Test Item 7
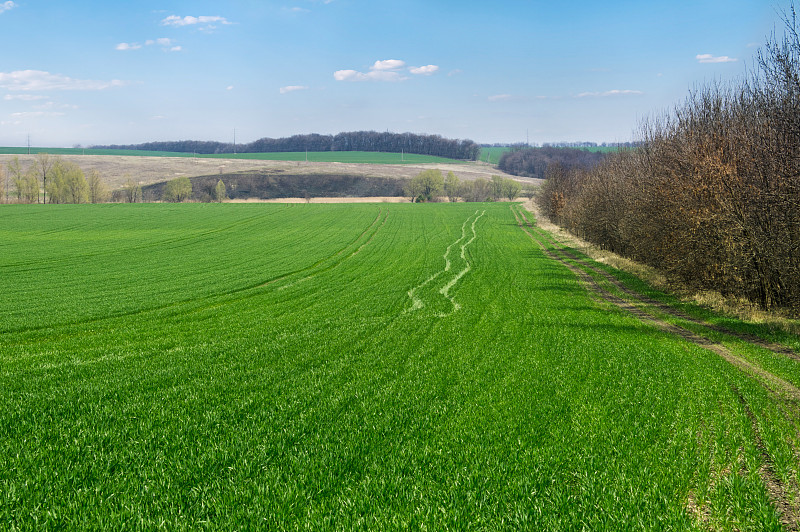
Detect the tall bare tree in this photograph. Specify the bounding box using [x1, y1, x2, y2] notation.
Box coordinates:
[87, 170, 110, 203]
[35, 152, 53, 204]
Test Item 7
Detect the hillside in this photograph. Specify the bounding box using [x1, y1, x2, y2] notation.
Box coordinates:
[141, 172, 408, 202]
[0, 154, 535, 193]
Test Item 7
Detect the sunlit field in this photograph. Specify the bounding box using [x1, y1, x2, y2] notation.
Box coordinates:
[1, 203, 797, 529]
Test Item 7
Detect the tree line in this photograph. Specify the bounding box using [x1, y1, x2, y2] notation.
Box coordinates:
[537, 10, 800, 312]
[405, 169, 529, 203]
[1, 154, 110, 204]
[497, 146, 607, 179]
[95, 131, 482, 161]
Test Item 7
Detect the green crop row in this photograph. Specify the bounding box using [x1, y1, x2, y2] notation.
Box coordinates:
[1, 202, 797, 529]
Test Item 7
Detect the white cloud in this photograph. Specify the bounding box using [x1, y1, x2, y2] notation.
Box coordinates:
[122, 38, 180, 52]
[4, 94, 47, 101]
[11, 111, 66, 118]
[576, 89, 643, 98]
[290, 7, 310, 13]
[410, 65, 439, 75]
[448, 69, 463, 77]
[0, 1, 16, 15]
[488, 94, 512, 101]
[146, 38, 173, 46]
[162, 15, 232, 27]
[334, 69, 405, 82]
[696, 53, 738, 64]
[226, 85, 235, 90]
[335, 59, 438, 82]
[333, 69, 362, 81]
[280, 85, 309, 94]
[0, 70, 128, 91]
[116, 42, 142, 51]
[372, 59, 406, 71]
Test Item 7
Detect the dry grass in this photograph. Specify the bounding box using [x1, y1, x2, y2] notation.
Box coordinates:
[0, 154, 538, 191]
[522, 198, 800, 335]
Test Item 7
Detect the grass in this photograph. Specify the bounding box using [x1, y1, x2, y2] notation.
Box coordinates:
[0, 148, 462, 165]
[479, 146, 621, 164]
[480, 146, 511, 164]
[1, 203, 798, 529]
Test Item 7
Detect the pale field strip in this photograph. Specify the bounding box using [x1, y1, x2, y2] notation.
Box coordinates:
[0, 154, 538, 190]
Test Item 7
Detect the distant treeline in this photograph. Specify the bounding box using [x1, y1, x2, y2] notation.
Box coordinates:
[480, 142, 640, 149]
[538, 13, 800, 312]
[497, 146, 607, 179]
[95, 131, 481, 161]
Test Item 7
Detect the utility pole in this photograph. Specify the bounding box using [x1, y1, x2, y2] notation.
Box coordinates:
[233, 128, 236, 154]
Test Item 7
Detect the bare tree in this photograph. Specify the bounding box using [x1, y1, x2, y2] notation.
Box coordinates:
[122, 176, 142, 203]
[87, 170, 110, 203]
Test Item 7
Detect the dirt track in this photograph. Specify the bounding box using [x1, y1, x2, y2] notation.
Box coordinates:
[0, 154, 539, 191]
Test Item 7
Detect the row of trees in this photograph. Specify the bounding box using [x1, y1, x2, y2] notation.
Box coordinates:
[538, 10, 800, 312]
[96, 131, 482, 160]
[498, 146, 606, 179]
[1, 154, 110, 204]
[405, 170, 526, 203]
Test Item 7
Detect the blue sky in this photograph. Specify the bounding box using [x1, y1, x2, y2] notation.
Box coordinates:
[0, 1, 785, 147]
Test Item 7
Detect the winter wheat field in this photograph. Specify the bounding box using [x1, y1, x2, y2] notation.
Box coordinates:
[2, 202, 800, 529]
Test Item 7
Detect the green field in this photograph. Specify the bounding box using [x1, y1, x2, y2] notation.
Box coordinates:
[0, 147, 461, 165]
[480, 146, 511, 163]
[2, 203, 799, 529]
[479, 146, 620, 164]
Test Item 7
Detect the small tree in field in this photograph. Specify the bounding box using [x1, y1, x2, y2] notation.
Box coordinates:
[34, 152, 53, 204]
[7, 157, 23, 202]
[123, 177, 142, 203]
[405, 169, 444, 202]
[214, 179, 227, 202]
[21, 169, 39, 203]
[63, 162, 89, 204]
[444, 171, 460, 202]
[163, 176, 192, 202]
[502, 178, 521, 200]
[87, 170, 110, 203]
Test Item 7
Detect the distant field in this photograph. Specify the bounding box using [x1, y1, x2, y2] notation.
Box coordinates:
[480, 146, 510, 163]
[2, 202, 799, 528]
[0, 147, 462, 165]
[480, 145, 620, 164]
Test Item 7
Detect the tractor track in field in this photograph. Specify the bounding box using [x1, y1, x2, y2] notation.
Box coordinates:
[511, 204, 800, 526]
[405, 209, 485, 316]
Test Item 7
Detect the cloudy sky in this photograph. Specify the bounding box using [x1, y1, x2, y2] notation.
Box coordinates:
[0, 0, 785, 147]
